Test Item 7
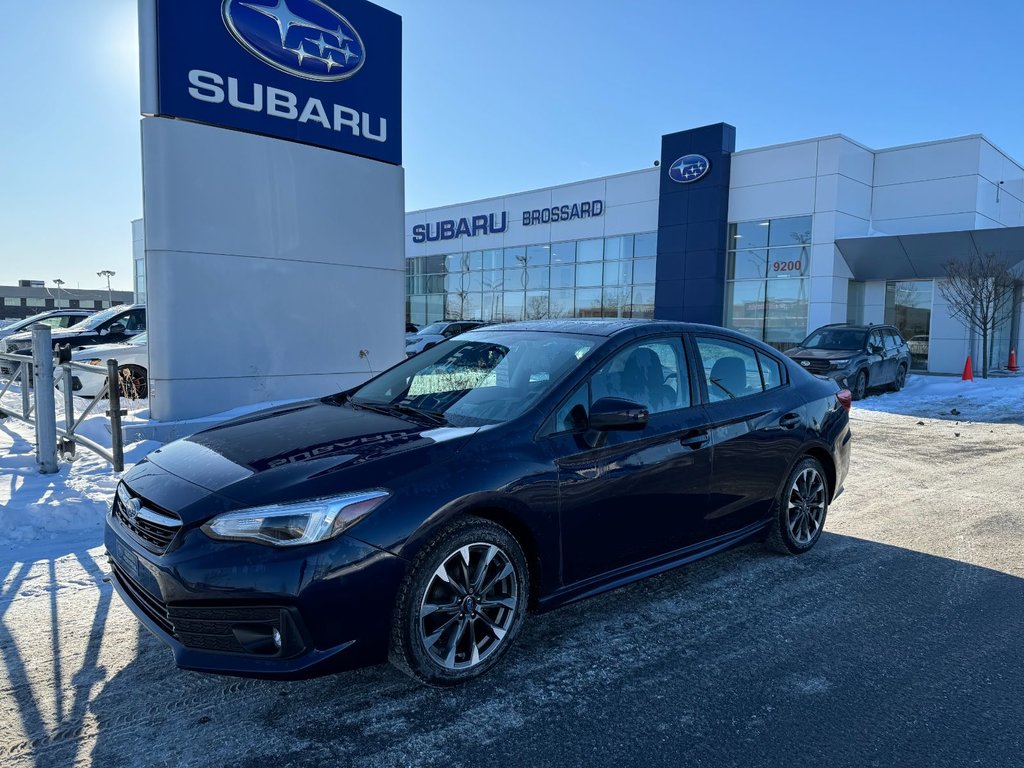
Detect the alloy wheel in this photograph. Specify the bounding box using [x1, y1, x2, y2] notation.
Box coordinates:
[419, 543, 518, 670]
[786, 467, 826, 545]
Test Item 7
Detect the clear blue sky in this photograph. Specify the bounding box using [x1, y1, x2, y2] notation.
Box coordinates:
[3, 0, 1023, 291]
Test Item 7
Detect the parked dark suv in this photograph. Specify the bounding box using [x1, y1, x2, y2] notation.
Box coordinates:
[785, 324, 911, 400]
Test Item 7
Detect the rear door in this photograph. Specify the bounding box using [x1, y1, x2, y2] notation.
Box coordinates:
[546, 335, 714, 584]
[693, 335, 805, 540]
[866, 328, 889, 385]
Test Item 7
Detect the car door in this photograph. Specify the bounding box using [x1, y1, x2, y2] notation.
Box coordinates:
[883, 330, 904, 380]
[866, 328, 889, 385]
[694, 335, 806, 540]
[543, 336, 714, 585]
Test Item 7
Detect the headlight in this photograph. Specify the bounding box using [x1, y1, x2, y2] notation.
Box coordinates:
[830, 359, 850, 367]
[86, 359, 104, 366]
[202, 490, 389, 547]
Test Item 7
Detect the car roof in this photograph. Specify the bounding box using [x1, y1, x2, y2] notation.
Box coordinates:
[817, 323, 896, 332]
[464, 318, 740, 338]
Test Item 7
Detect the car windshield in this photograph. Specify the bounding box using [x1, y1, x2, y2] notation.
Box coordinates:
[350, 331, 597, 427]
[800, 329, 867, 351]
[67, 305, 128, 331]
[8, 311, 70, 333]
[417, 323, 451, 336]
[129, 332, 147, 346]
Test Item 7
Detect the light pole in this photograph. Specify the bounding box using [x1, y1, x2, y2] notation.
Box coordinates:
[53, 279, 65, 309]
[97, 270, 115, 307]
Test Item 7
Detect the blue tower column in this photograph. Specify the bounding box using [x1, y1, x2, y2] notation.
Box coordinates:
[654, 123, 735, 325]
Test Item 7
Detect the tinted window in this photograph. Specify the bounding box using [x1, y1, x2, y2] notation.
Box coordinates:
[884, 330, 900, 350]
[696, 337, 765, 402]
[868, 330, 883, 351]
[801, 328, 866, 351]
[124, 309, 146, 332]
[758, 353, 785, 390]
[40, 317, 65, 328]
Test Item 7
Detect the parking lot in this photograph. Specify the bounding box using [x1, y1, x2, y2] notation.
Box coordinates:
[1, 405, 1023, 768]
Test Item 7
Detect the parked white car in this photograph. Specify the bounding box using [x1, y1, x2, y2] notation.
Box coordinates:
[405, 321, 485, 356]
[56, 333, 149, 399]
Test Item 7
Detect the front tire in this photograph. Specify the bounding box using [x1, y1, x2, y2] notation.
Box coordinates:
[766, 457, 829, 555]
[390, 516, 529, 686]
[851, 370, 868, 400]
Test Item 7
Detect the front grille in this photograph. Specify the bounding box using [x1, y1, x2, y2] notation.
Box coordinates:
[113, 487, 182, 554]
[797, 359, 832, 375]
[110, 559, 177, 638]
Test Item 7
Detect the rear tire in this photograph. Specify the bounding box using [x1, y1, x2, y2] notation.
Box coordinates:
[109, 365, 148, 400]
[390, 516, 529, 686]
[766, 457, 829, 555]
[888, 364, 907, 392]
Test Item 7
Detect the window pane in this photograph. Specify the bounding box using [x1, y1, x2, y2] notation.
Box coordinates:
[526, 244, 550, 265]
[632, 258, 657, 284]
[758, 352, 784, 390]
[631, 285, 655, 319]
[482, 249, 502, 270]
[577, 238, 603, 262]
[502, 291, 524, 321]
[550, 264, 575, 289]
[590, 338, 689, 414]
[409, 294, 427, 326]
[461, 293, 481, 321]
[466, 272, 483, 292]
[445, 253, 466, 273]
[729, 220, 770, 249]
[551, 382, 589, 435]
[466, 251, 482, 271]
[764, 278, 809, 350]
[481, 269, 502, 291]
[504, 268, 525, 290]
[634, 232, 657, 258]
[604, 235, 633, 261]
[725, 281, 766, 341]
[768, 216, 812, 248]
[444, 273, 463, 293]
[426, 294, 444, 323]
[549, 289, 574, 317]
[480, 293, 502, 322]
[551, 241, 576, 264]
[603, 259, 632, 286]
[728, 249, 768, 280]
[767, 246, 809, 277]
[885, 280, 932, 370]
[425, 254, 445, 274]
[504, 247, 526, 268]
[576, 262, 603, 287]
[602, 288, 632, 318]
[576, 288, 602, 317]
[695, 337, 765, 402]
[526, 266, 549, 290]
[524, 291, 550, 319]
[426, 274, 445, 294]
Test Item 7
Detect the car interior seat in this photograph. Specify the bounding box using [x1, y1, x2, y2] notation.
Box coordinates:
[708, 356, 748, 401]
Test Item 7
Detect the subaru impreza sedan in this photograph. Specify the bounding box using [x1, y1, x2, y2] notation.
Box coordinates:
[106, 320, 851, 686]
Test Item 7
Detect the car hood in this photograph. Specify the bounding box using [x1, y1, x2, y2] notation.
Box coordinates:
[70, 341, 135, 360]
[137, 398, 479, 519]
[786, 348, 860, 361]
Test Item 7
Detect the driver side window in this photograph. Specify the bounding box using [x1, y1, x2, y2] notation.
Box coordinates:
[551, 338, 689, 434]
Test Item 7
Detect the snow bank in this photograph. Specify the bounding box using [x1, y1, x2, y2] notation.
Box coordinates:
[857, 373, 1024, 424]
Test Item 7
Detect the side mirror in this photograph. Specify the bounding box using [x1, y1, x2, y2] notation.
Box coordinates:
[108, 323, 127, 335]
[589, 397, 649, 432]
[870, 344, 883, 355]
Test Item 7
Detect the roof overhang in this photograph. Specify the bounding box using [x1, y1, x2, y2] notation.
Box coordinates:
[835, 226, 1024, 281]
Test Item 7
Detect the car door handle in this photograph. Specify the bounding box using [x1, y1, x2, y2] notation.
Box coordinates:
[679, 430, 710, 448]
[779, 413, 801, 429]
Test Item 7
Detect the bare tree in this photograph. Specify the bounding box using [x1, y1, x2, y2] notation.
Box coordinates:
[938, 252, 1017, 378]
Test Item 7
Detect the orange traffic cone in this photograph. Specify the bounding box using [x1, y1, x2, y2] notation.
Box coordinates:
[962, 356, 974, 382]
[1009, 349, 1019, 372]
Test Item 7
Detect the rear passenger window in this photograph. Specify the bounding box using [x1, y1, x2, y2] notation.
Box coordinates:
[884, 331, 900, 350]
[695, 337, 765, 402]
[758, 353, 785, 390]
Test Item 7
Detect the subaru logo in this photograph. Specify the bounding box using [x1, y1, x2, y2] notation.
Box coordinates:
[800, 361, 811, 367]
[124, 498, 142, 520]
[222, 0, 366, 82]
[668, 154, 710, 184]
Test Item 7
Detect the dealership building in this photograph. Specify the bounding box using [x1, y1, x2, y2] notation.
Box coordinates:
[404, 123, 1024, 375]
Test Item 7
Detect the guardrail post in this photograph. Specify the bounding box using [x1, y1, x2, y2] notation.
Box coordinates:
[106, 359, 124, 472]
[62, 366, 75, 436]
[31, 324, 58, 474]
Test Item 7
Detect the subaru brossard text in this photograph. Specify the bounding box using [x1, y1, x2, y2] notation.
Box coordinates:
[106, 320, 852, 686]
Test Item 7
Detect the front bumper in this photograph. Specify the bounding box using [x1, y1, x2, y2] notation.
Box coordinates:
[105, 512, 408, 679]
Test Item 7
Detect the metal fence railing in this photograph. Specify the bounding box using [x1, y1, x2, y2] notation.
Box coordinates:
[0, 324, 124, 473]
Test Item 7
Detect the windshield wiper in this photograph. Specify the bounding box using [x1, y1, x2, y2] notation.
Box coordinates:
[349, 400, 447, 426]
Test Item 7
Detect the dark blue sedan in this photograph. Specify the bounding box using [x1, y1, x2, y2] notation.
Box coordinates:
[106, 320, 852, 685]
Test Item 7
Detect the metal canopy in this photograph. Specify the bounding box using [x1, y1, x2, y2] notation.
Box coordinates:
[835, 226, 1024, 281]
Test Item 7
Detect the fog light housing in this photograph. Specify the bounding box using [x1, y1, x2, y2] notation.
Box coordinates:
[232, 624, 285, 656]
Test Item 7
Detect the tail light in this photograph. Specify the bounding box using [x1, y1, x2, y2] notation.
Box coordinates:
[836, 389, 852, 412]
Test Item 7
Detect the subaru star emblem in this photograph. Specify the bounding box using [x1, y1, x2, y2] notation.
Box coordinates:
[800, 360, 811, 367]
[668, 154, 711, 184]
[222, 0, 366, 82]
[125, 498, 142, 520]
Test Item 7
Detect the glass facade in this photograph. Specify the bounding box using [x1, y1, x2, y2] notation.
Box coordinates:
[885, 280, 932, 370]
[724, 216, 811, 350]
[406, 232, 657, 325]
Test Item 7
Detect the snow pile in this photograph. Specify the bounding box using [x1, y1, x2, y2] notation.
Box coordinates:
[0, 388, 159, 551]
[857, 373, 1024, 424]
